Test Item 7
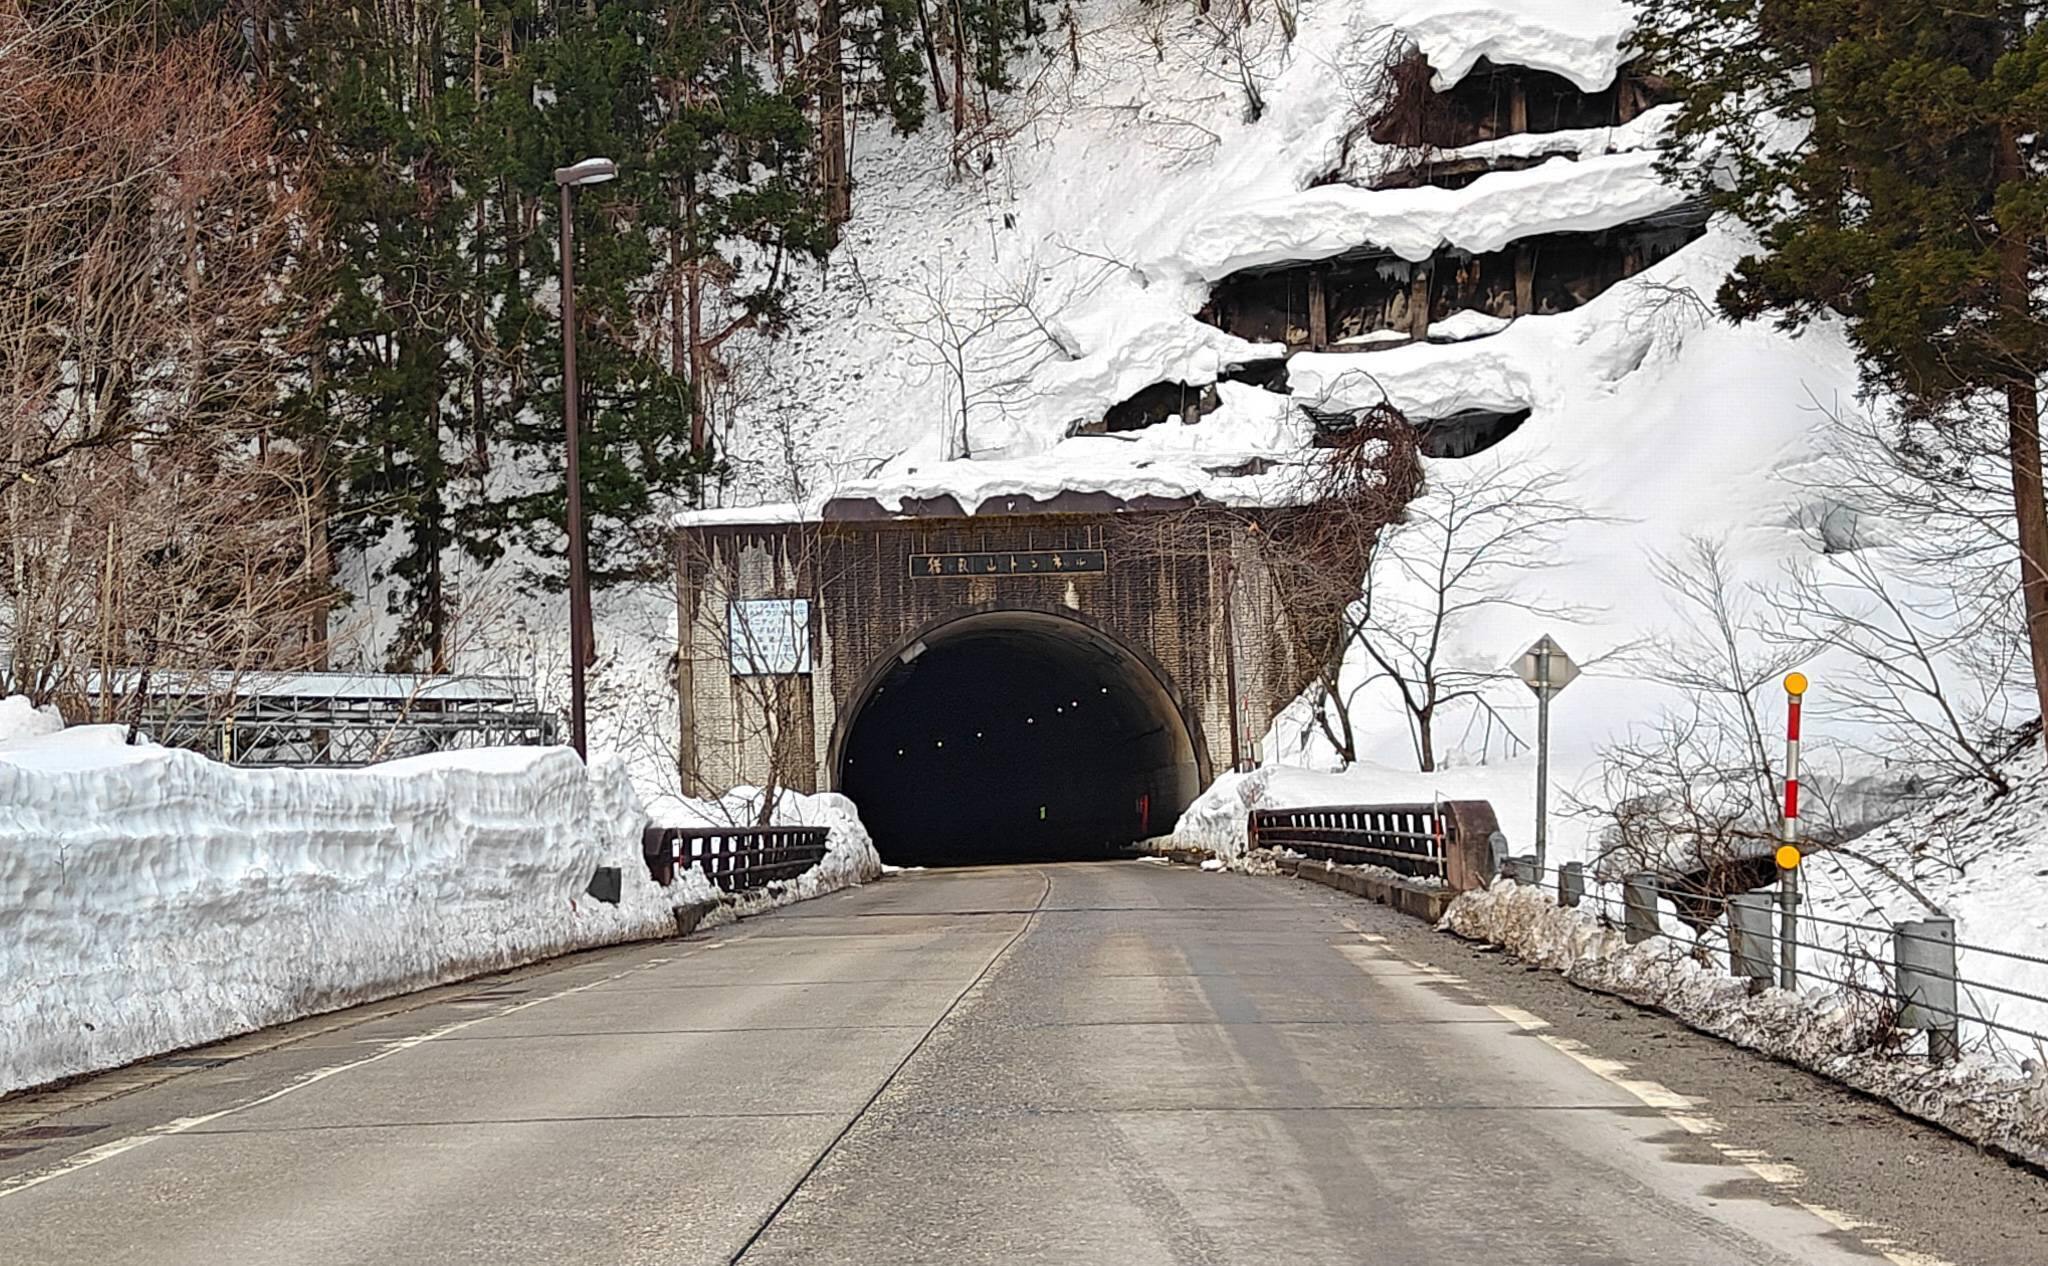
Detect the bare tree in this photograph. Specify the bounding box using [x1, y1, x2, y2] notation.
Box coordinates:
[0, 5, 314, 495]
[1776, 541, 2017, 798]
[1244, 403, 1423, 766]
[0, 4, 328, 713]
[889, 261, 1079, 459]
[1772, 396, 2032, 800]
[1342, 459, 1600, 772]
[1582, 537, 1809, 887]
[670, 523, 853, 823]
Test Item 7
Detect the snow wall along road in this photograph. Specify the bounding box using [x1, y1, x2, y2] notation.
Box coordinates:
[0, 727, 710, 1096]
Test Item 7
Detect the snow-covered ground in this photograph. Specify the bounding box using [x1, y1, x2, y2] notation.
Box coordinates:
[0, 710, 877, 1095]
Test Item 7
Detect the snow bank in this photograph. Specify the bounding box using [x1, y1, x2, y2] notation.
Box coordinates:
[0, 695, 63, 746]
[0, 731, 719, 1095]
[1442, 878, 2048, 1168]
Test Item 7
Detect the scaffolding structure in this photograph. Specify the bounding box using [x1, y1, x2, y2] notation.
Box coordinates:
[84, 670, 559, 767]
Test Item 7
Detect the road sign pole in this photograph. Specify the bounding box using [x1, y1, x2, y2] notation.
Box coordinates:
[1514, 635, 1577, 876]
[1535, 671, 1551, 873]
[1777, 672, 1808, 991]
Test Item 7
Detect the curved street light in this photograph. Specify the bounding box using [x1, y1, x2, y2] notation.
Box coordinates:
[554, 157, 616, 760]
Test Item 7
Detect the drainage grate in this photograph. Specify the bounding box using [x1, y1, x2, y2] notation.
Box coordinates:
[155, 1057, 236, 1070]
[0, 1146, 42, 1161]
[460, 990, 528, 1001]
[2, 1123, 106, 1141]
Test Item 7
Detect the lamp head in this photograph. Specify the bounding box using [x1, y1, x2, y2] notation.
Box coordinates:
[553, 157, 617, 187]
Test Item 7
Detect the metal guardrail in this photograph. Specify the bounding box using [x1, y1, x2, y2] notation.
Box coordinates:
[1250, 802, 1462, 882]
[1494, 855, 2048, 1061]
[642, 825, 829, 894]
[73, 670, 558, 766]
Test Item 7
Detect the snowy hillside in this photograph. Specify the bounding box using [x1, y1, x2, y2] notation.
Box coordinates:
[341, 0, 2014, 892]
[671, 0, 1879, 837]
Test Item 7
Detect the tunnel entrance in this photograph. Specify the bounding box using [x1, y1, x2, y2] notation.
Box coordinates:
[835, 611, 1202, 867]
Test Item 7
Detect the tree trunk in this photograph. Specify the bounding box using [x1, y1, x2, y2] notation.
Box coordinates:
[1315, 674, 1355, 767]
[1416, 704, 1436, 772]
[817, 0, 849, 235]
[913, 0, 949, 113]
[1999, 123, 2048, 743]
[2006, 380, 2048, 736]
[949, 0, 967, 136]
[684, 180, 707, 454]
[425, 494, 447, 673]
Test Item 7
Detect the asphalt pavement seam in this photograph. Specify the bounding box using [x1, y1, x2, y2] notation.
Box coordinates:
[725, 868, 1055, 1265]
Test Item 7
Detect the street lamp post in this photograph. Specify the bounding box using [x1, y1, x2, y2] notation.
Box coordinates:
[554, 157, 616, 761]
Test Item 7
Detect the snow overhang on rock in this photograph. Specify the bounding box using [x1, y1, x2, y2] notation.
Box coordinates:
[1180, 150, 1688, 279]
[1382, 0, 1637, 93]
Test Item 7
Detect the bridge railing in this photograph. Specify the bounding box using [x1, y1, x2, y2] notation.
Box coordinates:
[642, 825, 830, 894]
[1248, 800, 1503, 891]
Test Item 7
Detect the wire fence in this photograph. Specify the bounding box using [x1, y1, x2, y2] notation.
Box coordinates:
[1488, 854, 2048, 1062]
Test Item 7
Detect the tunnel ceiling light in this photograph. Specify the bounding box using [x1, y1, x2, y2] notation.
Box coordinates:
[899, 640, 927, 665]
[935, 740, 944, 748]
[1100, 686, 1109, 694]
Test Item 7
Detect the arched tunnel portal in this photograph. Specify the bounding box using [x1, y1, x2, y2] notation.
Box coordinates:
[833, 610, 1205, 866]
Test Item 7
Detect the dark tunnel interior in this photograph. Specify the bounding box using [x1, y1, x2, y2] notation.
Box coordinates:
[837, 612, 1201, 866]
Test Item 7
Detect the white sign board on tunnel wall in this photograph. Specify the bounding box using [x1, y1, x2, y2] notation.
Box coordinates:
[727, 599, 812, 675]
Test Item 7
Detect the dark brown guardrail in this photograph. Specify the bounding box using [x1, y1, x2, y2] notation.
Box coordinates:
[641, 825, 830, 893]
[1247, 801, 1503, 891]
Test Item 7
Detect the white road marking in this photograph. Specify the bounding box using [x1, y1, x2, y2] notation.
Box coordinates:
[1338, 932, 1956, 1266]
[0, 958, 670, 1201]
[1482, 1003, 1955, 1266]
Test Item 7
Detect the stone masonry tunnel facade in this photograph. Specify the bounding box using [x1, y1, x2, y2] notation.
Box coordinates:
[673, 496, 1310, 865]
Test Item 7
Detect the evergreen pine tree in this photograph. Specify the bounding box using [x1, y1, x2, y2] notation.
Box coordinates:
[1639, 2, 2048, 736]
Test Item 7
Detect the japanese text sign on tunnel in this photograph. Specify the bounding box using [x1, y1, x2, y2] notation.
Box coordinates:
[909, 549, 1106, 578]
[727, 599, 812, 675]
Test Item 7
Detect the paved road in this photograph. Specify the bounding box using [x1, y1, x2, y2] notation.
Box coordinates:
[1, 862, 2042, 1264]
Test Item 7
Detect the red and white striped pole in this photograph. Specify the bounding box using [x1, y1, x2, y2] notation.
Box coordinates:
[1777, 672, 1809, 990]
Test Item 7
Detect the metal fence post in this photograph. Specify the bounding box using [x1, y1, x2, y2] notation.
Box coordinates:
[1558, 861, 1584, 908]
[1895, 917, 1960, 1066]
[1623, 872, 1660, 944]
[1728, 893, 1776, 990]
